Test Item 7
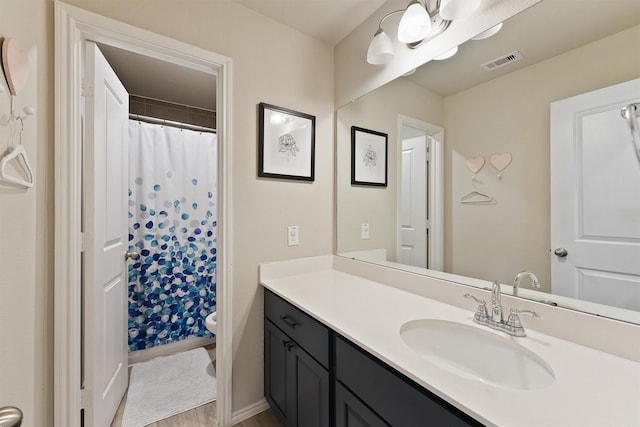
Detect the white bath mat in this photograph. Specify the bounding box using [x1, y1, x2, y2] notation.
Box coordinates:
[121, 347, 217, 427]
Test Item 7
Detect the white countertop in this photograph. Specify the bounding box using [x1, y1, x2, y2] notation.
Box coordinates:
[260, 256, 640, 427]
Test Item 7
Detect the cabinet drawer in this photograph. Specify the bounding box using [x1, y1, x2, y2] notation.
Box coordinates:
[336, 337, 483, 427]
[264, 289, 330, 369]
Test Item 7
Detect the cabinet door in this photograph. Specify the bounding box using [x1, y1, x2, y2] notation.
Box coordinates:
[265, 319, 293, 425]
[336, 337, 483, 427]
[289, 344, 330, 427]
[336, 382, 389, 427]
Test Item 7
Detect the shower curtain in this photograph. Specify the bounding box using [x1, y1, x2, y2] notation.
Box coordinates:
[127, 120, 217, 351]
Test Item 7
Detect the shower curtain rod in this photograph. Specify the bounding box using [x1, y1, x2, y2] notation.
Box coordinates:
[129, 113, 216, 134]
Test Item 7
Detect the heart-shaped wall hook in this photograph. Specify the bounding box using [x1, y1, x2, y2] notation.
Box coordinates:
[490, 152, 512, 171]
[465, 156, 485, 174]
[2, 38, 30, 96]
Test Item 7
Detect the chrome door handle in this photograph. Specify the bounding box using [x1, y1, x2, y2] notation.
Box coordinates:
[124, 251, 140, 261]
[554, 248, 568, 258]
[0, 406, 23, 427]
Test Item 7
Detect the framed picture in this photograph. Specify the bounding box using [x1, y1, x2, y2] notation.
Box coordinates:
[258, 102, 316, 181]
[351, 126, 388, 186]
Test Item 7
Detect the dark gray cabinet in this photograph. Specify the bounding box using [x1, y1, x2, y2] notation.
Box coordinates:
[264, 289, 484, 427]
[264, 290, 330, 427]
[335, 382, 389, 427]
[336, 336, 483, 427]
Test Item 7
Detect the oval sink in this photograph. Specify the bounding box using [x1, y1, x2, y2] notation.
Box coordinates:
[400, 319, 555, 390]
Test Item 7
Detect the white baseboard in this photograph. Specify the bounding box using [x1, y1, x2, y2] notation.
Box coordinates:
[231, 399, 270, 425]
[128, 336, 216, 365]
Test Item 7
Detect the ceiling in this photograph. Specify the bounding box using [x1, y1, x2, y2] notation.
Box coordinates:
[98, 43, 217, 111]
[404, 0, 640, 96]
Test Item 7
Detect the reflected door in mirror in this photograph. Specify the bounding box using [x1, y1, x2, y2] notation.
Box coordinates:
[551, 78, 640, 311]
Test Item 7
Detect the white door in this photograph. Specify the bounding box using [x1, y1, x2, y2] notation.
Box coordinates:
[83, 41, 129, 427]
[399, 132, 429, 268]
[550, 78, 640, 311]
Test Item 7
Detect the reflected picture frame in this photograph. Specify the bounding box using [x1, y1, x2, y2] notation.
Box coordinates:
[258, 102, 316, 181]
[351, 126, 388, 187]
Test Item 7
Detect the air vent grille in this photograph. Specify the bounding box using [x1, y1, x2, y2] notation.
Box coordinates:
[481, 51, 523, 71]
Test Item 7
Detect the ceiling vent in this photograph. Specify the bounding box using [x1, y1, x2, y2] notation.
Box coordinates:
[481, 51, 523, 71]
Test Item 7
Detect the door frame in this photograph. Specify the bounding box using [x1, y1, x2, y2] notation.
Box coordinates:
[396, 115, 444, 270]
[54, 2, 234, 426]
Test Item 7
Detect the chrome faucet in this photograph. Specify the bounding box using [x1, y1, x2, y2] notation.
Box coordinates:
[513, 270, 541, 296]
[491, 281, 503, 323]
[464, 280, 539, 337]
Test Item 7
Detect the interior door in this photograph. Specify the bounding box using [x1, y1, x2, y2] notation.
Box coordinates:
[399, 132, 429, 268]
[83, 41, 129, 427]
[550, 78, 640, 311]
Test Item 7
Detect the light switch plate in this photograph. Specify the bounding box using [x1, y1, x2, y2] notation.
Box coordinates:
[361, 223, 370, 240]
[287, 226, 299, 246]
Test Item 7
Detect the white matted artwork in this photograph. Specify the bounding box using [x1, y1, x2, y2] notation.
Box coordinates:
[258, 102, 315, 181]
[351, 126, 388, 186]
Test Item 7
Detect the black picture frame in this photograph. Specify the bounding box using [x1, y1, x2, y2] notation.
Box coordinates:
[351, 126, 388, 187]
[258, 102, 316, 181]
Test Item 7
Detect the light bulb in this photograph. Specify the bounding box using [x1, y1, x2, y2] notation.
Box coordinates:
[367, 29, 394, 65]
[398, 1, 432, 44]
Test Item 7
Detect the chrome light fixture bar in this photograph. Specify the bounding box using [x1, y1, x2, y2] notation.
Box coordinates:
[367, 0, 486, 65]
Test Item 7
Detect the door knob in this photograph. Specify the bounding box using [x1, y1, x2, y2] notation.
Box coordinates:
[0, 406, 23, 427]
[124, 251, 140, 261]
[554, 248, 568, 258]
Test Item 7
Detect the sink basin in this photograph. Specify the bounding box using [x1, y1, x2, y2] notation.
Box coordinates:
[400, 319, 555, 390]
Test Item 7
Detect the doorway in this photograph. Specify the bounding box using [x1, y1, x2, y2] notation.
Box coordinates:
[54, 3, 233, 426]
[397, 115, 444, 271]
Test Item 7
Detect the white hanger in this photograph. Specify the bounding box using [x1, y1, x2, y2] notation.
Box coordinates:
[460, 190, 493, 204]
[0, 117, 34, 188]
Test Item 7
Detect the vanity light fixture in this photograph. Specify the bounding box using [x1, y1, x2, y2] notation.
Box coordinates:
[398, 0, 432, 43]
[433, 45, 458, 60]
[471, 22, 503, 40]
[367, 0, 492, 65]
[439, 0, 481, 20]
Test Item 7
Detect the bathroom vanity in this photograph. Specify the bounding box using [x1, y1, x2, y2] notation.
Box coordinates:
[260, 255, 640, 427]
[264, 288, 480, 427]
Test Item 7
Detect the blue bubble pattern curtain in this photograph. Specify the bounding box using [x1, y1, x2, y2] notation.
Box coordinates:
[127, 120, 217, 351]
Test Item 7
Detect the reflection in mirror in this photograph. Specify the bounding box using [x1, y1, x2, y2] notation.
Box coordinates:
[336, 0, 640, 324]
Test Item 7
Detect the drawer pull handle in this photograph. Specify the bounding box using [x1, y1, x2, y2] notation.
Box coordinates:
[280, 314, 298, 329]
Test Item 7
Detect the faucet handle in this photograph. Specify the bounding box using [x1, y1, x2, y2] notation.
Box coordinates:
[506, 309, 540, 336]
[464, 294, 489, 321]
[509, 308, 540, 320]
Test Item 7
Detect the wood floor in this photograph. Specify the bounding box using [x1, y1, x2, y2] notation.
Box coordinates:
[110, 345, 281, 427]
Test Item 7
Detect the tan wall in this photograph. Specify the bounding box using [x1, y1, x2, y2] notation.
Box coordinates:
[0, 2, 52, 427]
[337, 78, 443, 260]
[1, 0, 334, 424]
[443, 25, 640, 290]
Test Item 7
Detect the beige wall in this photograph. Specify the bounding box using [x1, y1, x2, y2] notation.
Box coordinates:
[1, 0, 334, 424]
[0, 1, 52, 427]
[443, 25, 640, 290]
[337, 78, 442, 260]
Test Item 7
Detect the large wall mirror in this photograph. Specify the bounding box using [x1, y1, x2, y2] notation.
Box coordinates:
[336, 0, 640, 324]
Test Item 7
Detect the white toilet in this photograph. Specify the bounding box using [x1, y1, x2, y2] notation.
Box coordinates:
[205, 311, 217, 334]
